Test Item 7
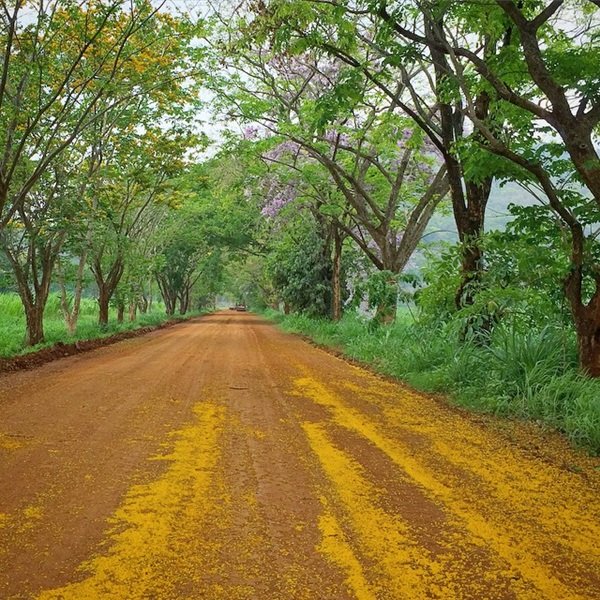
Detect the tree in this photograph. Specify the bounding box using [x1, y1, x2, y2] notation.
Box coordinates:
[389, 0, 600, 373]
[0, 0, 190, 229]
[0, 166, 76, 344]
[89, 129, 191, 324]
[0, 0, 202, 343]
[155, 203, 208, 315]
[237, 0, 600, 373]
[212, 45, 449, 319]
[226, 0, 496, 309]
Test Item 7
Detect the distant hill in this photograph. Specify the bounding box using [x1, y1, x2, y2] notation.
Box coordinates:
[423, 181, 540, 245]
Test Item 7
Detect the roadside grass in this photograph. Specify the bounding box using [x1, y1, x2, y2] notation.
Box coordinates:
[0, 292, 201, 358]
[263, 308, 600, 454]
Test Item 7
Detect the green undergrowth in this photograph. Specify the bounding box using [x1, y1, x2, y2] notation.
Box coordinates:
[263, 308, 600, 454]
[0, 293, 204, 358]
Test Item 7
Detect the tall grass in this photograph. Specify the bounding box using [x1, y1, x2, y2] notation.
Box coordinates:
[0, 292, 186, 358]
[264, 309, 600, 453]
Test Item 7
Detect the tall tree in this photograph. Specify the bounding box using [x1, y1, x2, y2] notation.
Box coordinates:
[226, 0, 495, 308]
[212, 48, 449, 317]
[0, 0, 202, 343]
[0, 0, 188, 228]
[392, 0, 600, 373]
[0, 166, 74, 345]
[90, 129, 191, 325]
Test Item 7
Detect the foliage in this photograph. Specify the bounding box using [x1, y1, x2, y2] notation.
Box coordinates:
[0, 292, 203, 357]
[265, 213, 333, 316]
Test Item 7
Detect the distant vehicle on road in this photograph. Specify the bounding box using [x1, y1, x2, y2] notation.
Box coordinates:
[234, 304, 247, 312]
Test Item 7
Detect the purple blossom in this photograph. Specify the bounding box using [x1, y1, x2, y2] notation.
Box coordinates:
[261, 195, 288, 217]
[260, 181, 298, 218]
[320, 60, 341, 80]
[324, 130, 351, 146]
[263, 140, 301, 161]
[243, 125, 259, 140]
[397, 128, 412, 147]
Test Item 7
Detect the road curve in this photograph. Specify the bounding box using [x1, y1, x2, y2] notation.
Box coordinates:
[0, 311, 599, 599]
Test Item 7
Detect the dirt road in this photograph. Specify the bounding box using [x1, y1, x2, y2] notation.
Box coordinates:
[0, 312, 599, 600]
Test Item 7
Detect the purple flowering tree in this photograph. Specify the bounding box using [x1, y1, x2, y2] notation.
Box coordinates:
[219, 43, 449, 320]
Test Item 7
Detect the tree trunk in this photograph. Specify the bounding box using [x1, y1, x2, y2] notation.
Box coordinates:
[129, 302, 137, 322]
[426, 18, 493, 311]
[65, 315, 77, 336]
[332, 226, 343, 321]
[148, 281, 154, 312]
[566, 268, 600, 377]
[57, 253, 87, 336]
[117, 301, 125, 323]
[451, 152, 492, 309]
[577, 324, 600, 377]
[156, 276, 176, 315]
[24, 304, 45, 346]
[454, 179, 491, 309]
[179, 288, 189, 315]
[4, 239, 58, 347]
[563, 129, 600, 203]
[98, 287, 111, 326]
[92, 256, 124, 326]
[139, 295, 148, 314]
[57, 268, 77, 335]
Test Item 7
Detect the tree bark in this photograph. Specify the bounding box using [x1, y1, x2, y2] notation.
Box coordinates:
[98, 287, 111, 326]
[156, 274, 177, 315]
[139, 294, 148, 314]
[2, 233, 61, 347]
[332, 226, 343, 322]
[24, 304, 45, 346]
[92, 256, 124, 326]
[561, 128, 600, 205]
[454, 179, 492, 308]
[13, 275, 49, 346]
[179, 287, 190, 315]
[577, 323, 600, 377]
[565, 265, 600, 377]
[57, 252, 87, 335]
[424, 16, 494, 310]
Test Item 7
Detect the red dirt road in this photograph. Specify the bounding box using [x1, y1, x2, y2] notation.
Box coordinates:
[0, 312, 599, 599]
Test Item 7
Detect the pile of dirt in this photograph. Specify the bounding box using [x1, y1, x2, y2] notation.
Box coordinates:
[0, 318, 193, 375]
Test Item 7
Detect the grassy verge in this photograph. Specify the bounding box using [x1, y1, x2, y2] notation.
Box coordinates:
[263, 308, 600, 454]
[0, 293, 203, 358]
